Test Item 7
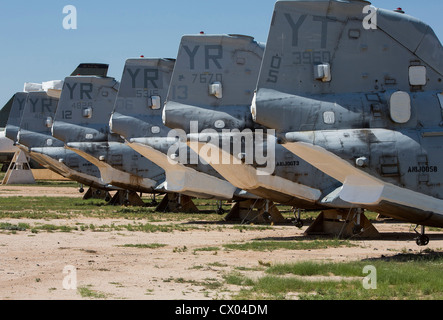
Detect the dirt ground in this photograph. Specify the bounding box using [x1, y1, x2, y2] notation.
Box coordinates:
[0, 185, 442, 300]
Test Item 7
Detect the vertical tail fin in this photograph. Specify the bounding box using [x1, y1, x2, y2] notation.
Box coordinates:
[163, 34, 264, 132]
[52, 75, 119, 143]
[0, 96, 15, 128]
[253, 0, 443, 131]
[17, 91, 64, 148]
[5, 93, 29, 143]
[110, 58, 175, 140]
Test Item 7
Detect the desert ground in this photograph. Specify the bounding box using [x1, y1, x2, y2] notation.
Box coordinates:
[0, 185, 442, 300]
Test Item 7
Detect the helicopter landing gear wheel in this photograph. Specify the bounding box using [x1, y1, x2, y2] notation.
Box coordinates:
[292, 208, 303, 229]
[352, 224, 363, 235]
[414, 225, 430, 247]
[293, 219, 303, 229]
[262, 212, 272, 223]
[416, 235, 430, 246]
[216, 201, 225, 215]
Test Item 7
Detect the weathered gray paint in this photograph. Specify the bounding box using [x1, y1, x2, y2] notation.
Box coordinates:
[7, 90, 110, 189]
[163, 34, 346, 208]
[253, 0, 443, 226]
[52, 74, 165, 193]
[52, 76, 120, 143]
[111, 58, 176, 139]
[111, 57, 244, 200]
[5, 92, 28, 143]
[163, 34, 265, 133]
[18, 91, 64, 149]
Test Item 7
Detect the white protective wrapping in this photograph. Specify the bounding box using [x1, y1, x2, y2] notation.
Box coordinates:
[23, 82, 43, 92]
[23, 80, 64, 93]
[42, 80, 64, 91]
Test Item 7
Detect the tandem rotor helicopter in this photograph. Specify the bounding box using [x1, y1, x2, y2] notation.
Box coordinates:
[2, 0, 443, 247]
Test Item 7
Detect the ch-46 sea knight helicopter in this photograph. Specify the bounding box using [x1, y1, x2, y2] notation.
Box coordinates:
[109, 55, 264, 217]
[110, 57, 232, 212]
[5, 72, 116, 199]
[251, 0, 443, 245]
[51, 64, 169, 206]
[162, 33, 360, 225]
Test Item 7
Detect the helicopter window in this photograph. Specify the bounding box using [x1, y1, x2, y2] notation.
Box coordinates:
[409, 66, 427, 86]
[209, 82, 223, 99]
[151, 126, 160, 134]
[323, 111, 335, 124]
[82, 107, 93, 119]
[149, 96, 161, 110]
[390, 91, 411, 124]
[45, 117, 53, 128]
[314, 63, 331, 82]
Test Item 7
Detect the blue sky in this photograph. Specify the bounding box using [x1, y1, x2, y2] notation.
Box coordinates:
[1, 0, 442, 108]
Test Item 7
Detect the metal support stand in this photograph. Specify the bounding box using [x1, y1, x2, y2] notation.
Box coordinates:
[224, 199, 285, 224]
[82, 187, 112, 201]
[1, 150, 35, 185]
[155, 193, 199, 213]
[107, 190, 146, 206]
[305, 209, 380, 239]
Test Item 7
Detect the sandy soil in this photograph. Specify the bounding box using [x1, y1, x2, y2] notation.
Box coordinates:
[0, 185, 83, 198]
[0, 186, 442, 300]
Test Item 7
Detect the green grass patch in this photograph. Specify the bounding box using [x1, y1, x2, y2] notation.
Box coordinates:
[207, 262, 228, 267]
[0, 196, 229, 222]
[267, 260, 362, 277]
[194, 246, 220, 253]
[168, 277, 224, 290]
[223, 239, 353, 251]
[77, 286, 108, 299]
[0, 222, 30, 231]
[0, 197, 112, 219]
[122, 222, 195, 233]
[0, 195, 386, 226]
[10, 180, 79, 188]
[229, 251, 443, 300]
[224, 272, 255, 287]
[232, 225, 273, 232]
[35, 224, 76, 233]
[119, 243, 167, 249]
[0, 222, 76, 233]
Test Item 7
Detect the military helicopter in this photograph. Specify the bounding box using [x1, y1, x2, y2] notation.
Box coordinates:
[251, 0, 443, 245]
[4, 79, 115, 198]
[109, 53, 270, 218]
[109, 57, 235, 206]
[162, 33, 361, 225]
[51, 64, 169, 206]
[109, 57, 225, 211]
